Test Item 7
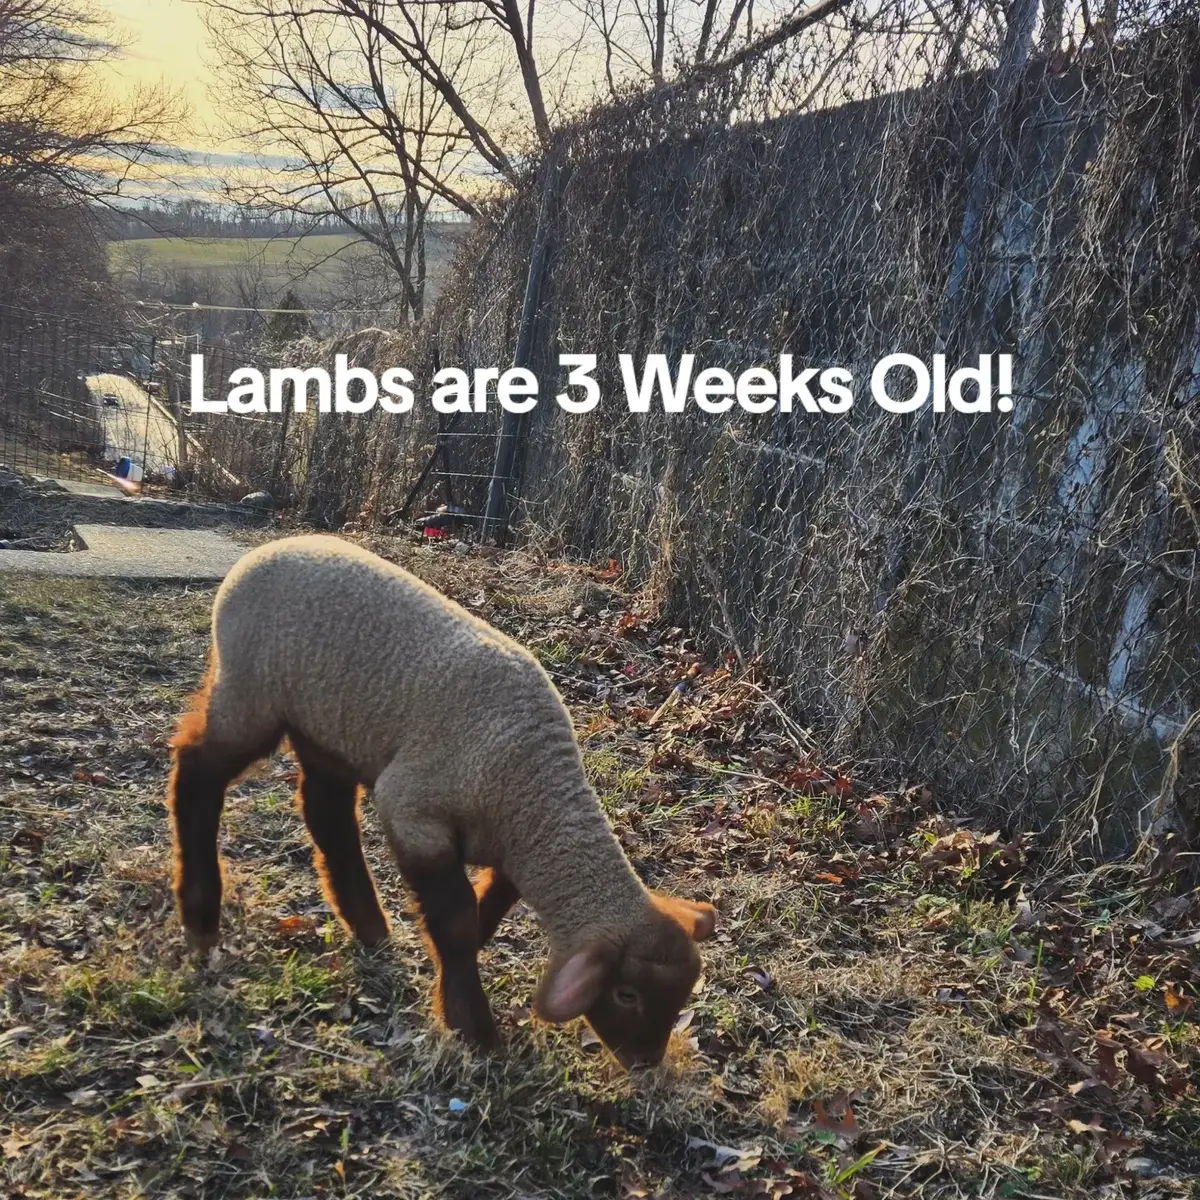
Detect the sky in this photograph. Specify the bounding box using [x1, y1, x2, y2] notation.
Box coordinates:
[101, 0, 218, 136]
[100, 0, 230, 183]
[92, 0, 542, 204]
[94, 0, 506, 203]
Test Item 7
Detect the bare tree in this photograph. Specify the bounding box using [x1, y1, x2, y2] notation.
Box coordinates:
[318, 238, 421, 331]
[117, 240, 156, 297]
[0, 0, 178, 202]
[556, 0, 849, 96]
[197, 0, 557, 324]
[232, 254, 271, 335]
[0, 0, 181, 313]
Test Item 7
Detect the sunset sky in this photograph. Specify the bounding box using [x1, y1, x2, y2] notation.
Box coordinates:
[95, 0, 513, 201]
[102, 0, 220, 142]
[89, 0, 881, 204]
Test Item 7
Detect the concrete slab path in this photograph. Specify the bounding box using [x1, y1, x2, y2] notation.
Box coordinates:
[0, 524, 248, 580]
[54, 479, 128, 499]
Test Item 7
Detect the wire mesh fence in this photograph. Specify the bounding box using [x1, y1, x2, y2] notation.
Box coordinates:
[421, 0, 1200, 859]
[2, 2, 1197, 858]
[0, 304, 262, 496]
[0, 304, 150, 482]
[0, 308, 475, 517]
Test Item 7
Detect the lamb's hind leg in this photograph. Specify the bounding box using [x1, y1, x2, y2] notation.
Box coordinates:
[168, 678, 279, 950]
[290, 734, 389, 946]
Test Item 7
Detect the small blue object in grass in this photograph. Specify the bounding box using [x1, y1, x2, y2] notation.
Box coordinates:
[116, 457, 133, 478]
[448, 1098, 468, 1113]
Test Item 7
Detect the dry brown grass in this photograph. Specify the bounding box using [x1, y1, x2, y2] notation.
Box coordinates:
[1, 538, 1197, 1198]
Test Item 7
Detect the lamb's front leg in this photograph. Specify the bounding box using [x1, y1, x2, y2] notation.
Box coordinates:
[374, 763, 499, 1048]
[407, 863, 500, 1049]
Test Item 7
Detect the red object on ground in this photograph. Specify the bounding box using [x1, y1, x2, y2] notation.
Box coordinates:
[423, 525, 449, 539]
[95, 469, 141, 495]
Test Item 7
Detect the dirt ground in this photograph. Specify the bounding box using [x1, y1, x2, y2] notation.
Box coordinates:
[0, 536, 1197, 1199]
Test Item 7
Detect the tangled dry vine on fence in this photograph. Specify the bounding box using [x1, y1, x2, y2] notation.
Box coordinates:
[12, 2, 1186, 861]
[409, 0, 1200, 860]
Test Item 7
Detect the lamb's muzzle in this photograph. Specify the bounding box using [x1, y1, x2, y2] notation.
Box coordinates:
[166, 534, 716, 1066]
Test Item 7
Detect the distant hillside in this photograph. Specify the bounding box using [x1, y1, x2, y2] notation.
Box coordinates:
[107, 227, 468, 333]
[110, 233, 366, 271]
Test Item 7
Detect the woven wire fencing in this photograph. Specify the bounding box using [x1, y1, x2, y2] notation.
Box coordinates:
[0, 307, 461, 514]
[261, 209, 540, 529]
[421, 0, 1200, 858]
[0, 304, 143, 481]
[0, 304, 286, 498]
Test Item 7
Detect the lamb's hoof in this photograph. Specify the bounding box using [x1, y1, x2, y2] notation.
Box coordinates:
[442, 1016, 501, 1054]
[461, 1033, 501, 1056]
[462, 1022, 502, 1054]
[184, 927, 220, 954]
[354, 927, 391, 950]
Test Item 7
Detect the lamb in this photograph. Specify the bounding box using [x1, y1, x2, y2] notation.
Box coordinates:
[167, 534, 716, 1068]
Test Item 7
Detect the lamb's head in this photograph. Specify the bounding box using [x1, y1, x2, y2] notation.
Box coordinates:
[534, 893, 716, 1069]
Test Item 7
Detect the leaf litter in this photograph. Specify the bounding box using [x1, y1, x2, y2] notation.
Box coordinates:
[0, 539, 1197, 1198]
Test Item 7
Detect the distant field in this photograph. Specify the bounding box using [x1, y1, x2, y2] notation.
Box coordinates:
[108, 228, 467, 312]
[109, 234, 370, 271]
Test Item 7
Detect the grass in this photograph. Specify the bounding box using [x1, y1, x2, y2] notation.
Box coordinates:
[0, 544, 1197, 1199]
[109, 235, 367, 271]
[107, 230, 466, 305]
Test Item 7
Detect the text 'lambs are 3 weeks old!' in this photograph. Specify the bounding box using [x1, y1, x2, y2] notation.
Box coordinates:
[188, 351, 1017, 415]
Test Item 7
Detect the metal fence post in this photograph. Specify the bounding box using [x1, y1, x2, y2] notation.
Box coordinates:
[480, 149, 561, 544]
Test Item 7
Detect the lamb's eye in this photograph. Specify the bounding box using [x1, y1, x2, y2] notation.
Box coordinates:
[613, 985, 640, 1008]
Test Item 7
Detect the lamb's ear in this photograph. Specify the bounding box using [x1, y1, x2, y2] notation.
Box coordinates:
[653, 893, 718, 942]
[535, 945, 609, 1023]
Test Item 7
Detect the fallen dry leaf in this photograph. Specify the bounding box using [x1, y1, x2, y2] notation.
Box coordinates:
[1091, 1036, 1120, 1087]
[275, 914, 319, 937]
[701, 1169, 743, 1194]
[1098, 1135, 1140, 1171]
[741, 966, 772, 991]
[1, 1134, 34, 1159]
[1164, 983, 1194, 1015]
[813, 1095, 860, 1141]
[1125, 1045, 1169, 1088]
